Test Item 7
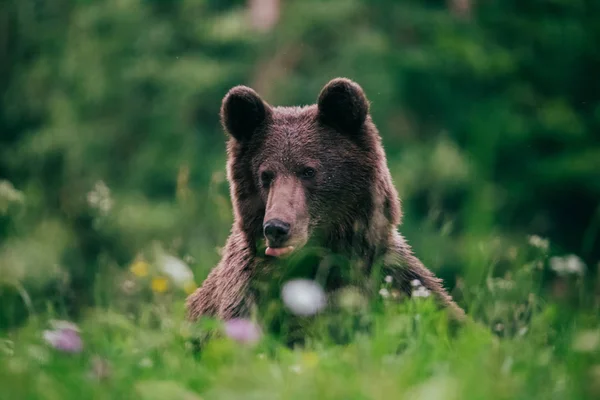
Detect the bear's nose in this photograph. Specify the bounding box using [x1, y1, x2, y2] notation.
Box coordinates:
[263, 219, 291, 246]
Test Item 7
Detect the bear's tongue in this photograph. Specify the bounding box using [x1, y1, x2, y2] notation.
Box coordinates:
[265, 246, 294, 258]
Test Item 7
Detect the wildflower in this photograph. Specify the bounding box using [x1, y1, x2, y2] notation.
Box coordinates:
[0, 180, 24, 215]
[86, 180, 113, 215]
[121, 279, 136, 295]
[412, 286, 431, 298]
[378, 288, 390, 298]
[518, 327, 528, 337]
[159, 254, 194, 287]
[42, 320, 83, 353]
[289, 364, 302, 374]
[410, 279, 422, 288]
[384, 275, 393, 284]
[528, 235, 549, 251]
[281, 279, 327, 316]
[223, 318, 262, 345]
[550, 254, 586, 276]
[139, 357, 154, 368]
[151, 276, 169, 293]
[130, 259, 150, 278]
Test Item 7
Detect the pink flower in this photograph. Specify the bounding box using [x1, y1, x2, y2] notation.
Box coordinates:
[223, 318, 262, 345]
[42, 320, 83, 353]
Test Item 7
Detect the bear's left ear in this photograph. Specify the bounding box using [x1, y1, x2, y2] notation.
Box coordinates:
[317, 78, 369, 135]
[221, 85, 272, 142]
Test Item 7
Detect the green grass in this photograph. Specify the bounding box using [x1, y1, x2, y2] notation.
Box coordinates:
[1, 273, 598, 400]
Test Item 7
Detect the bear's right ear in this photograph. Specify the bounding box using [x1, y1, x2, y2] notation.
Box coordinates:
[221, 86, 271, 142]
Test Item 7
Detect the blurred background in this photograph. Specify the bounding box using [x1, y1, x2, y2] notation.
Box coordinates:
[0, 0, 599, 333]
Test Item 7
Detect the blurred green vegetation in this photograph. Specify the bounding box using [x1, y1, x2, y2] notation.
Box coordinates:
[0, 0, 599, 398]
[0, 0, 598, 345]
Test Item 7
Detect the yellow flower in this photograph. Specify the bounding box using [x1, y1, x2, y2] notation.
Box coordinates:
[183, 280, 197, 295]
[151, 276, 169, 293]
[301, 352, 319, 368]
[130, 260, 150, 278]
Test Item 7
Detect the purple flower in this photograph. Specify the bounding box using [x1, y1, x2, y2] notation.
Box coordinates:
[223, 318, 262, 345]
[42, 320, 83, 353]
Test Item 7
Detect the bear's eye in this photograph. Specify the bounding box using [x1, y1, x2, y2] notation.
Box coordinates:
[300, 167, 316, 180]
[260, 171, 275, 187]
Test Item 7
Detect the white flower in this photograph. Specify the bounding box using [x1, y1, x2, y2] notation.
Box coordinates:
[549, 254, 586, 276]
[410, 279, 422, 288]
[139, 357, 154, 368]
[384, 275, 393, 284]
[42, 321, 83, 353]
[281, 279, 327, 316]
[86, 181, 113, 215]
[289, 364, 302, 374]
[378, 288, 390, 298]
[518, 327, 528, 336]
[0, 180, 24, 214]
[160, 254, 194, 287]
[412, 286, 431, 298]
[528, 235, 549, 251]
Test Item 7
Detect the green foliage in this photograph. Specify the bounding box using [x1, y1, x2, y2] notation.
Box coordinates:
[0, 0, 599, 397]
[0, 288, 599, 399]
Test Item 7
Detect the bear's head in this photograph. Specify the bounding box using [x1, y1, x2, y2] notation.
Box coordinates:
[221, 78, 401, 260]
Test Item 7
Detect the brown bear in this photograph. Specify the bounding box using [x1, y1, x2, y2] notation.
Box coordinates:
[186, 78, 465, 325]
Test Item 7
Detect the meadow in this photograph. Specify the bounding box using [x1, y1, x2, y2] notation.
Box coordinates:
[1, 0, 599, 399]
[1, 237, 598, 399]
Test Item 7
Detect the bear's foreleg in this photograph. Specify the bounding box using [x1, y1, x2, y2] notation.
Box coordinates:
[186, 234, 257, 321]
[382, 231, 466, 322]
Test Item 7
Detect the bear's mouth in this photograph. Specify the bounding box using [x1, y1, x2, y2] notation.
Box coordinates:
[265, 246, 295, 258]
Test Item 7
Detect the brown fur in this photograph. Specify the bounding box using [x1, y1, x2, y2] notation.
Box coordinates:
[186, 78, 465, 323]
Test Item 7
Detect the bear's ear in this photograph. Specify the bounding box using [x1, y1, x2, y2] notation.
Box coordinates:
[221, 85, 271, 142]
[317, 78, 369, 135]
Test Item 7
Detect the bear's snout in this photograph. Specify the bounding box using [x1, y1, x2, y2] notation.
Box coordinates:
[263, 219, 291, 247]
